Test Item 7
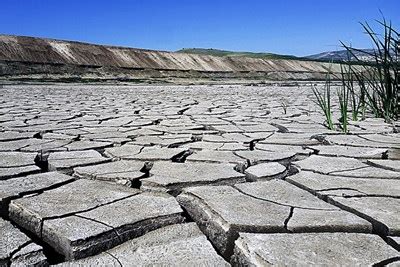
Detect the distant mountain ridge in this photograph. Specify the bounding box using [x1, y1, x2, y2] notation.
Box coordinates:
[178, 48, 381, 63]
[306, 49, 376, 62]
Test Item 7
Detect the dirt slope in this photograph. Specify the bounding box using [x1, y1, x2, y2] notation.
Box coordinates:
[0, 35, 342, 83]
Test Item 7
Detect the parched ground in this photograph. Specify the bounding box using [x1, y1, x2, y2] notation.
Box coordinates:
[0, 84, 399, 266]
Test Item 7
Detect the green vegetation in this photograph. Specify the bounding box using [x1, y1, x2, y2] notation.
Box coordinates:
[313, 16, 398, 133]
[339, 62, 366, 122]
[341, 17, 399, 122]
[312, 72, 334, 131]
[337, 66, 350, 133]
[177, 48, 301, 60]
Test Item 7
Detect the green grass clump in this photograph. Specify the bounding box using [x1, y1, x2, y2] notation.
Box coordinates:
[340, 59, 366, 122]
[338, 65, 350, 133]
[341, 16, 399, 122]
[313, 16, 398, 133]
[312, 72, 334, 130]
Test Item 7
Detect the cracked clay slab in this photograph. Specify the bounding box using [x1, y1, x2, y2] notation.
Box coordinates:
[177, 180, 370, 258]
[244, 162, 287, 181]
[294, 155, 400, 179]
[308, 145, 388, 159]
[73, 160, 146, 186]
[288, 171, 400, 236]
[0, 152, 41, 179]
[57, 223, 229, 266]
[0, 218, 47, 266]
[142, 161, 246, 194]
[0, 171, 74, 216]
[47, 150, 111, 170]
[232, 232, 400, 266]
[9, 179, 184, 260]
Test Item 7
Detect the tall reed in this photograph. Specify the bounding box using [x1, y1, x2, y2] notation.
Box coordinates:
[312, 71, 334, 130]
[341, 17, 399, 122]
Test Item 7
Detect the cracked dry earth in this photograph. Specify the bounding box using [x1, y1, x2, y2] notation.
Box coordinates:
[0, 84, 399, 266]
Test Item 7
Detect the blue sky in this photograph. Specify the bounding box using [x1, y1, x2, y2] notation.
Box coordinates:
[1, 0, 399, 56]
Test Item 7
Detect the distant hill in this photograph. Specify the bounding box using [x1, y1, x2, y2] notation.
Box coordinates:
[176, 48, 301, 60]
[0, 34, 346, 83]
[306, 49, 376, 62]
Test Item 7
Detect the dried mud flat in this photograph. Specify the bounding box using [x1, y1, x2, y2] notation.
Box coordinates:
[0, 84, 399, 266]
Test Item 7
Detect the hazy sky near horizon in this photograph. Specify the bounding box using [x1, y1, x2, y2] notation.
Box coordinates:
[1, 0, 399, 56]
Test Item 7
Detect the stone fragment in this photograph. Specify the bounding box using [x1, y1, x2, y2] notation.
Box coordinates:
[232, 233, 400, 266]
[0, 218, 47, 266]
[294, 155, 400, 179]
[48, 150, 110, 170]
[178, 180, 370, 258]
[142, 161, 246, 194]
[58, 223, 228, 266]
[244, 162, 287, 181]
[9, 179, 184, 260]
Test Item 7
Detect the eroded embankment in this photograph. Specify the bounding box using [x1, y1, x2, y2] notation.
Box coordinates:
[0, 35, 343, 83]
